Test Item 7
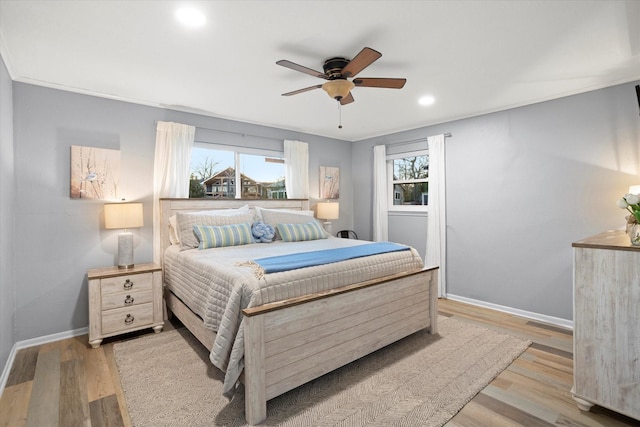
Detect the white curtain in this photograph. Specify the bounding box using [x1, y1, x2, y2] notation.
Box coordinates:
[373, 144, 388, 241]
[152, 121, 195, 263]
[425, 134, 447, 296]
[284, 140, 309, 199]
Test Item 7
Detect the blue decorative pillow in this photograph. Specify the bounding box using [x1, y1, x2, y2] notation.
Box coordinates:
[252, 221, 275, 243]
[276, 221, 327, 242]
[192, 223, 254, 249]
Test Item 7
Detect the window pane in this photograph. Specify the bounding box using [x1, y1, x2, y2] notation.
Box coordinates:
[189, 147, 286, 199]
[393, 182, 429, 206]
[239, 153, 285, 199]
[190, 148, 233, 198]
[393, 155, 429, 180]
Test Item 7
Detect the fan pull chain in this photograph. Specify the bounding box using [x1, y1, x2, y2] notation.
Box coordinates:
[338, 102, 343, 129]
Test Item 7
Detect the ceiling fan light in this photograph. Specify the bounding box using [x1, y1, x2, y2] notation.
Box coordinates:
[322, 80, 355, 100]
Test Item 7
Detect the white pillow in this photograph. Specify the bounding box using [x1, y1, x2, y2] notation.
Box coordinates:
[195, 205, 250, 215]
[255, 206, 313, 221]
[176, 209, 257, 250]
[168, 215, 180, 245]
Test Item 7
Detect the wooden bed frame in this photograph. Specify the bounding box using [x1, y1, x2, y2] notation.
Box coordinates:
[159, 198, 438, 425]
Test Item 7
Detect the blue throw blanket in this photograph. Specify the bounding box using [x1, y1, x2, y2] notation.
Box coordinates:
[253, 242, 410, 274]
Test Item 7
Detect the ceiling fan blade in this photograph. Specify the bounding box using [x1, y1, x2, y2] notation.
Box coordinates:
[281, 84, 323, 96]
[340, 92, 354, 105]
[353, 78, 407, 89]
[276, 60, 328, 80]
[340, 47, 382, 78]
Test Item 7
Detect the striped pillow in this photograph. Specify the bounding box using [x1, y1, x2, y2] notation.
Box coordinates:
[276, 221, 327, 242]
[192, 223, 254, 249]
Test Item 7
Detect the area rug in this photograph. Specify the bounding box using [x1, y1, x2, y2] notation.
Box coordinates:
[113, 316, 530, 426]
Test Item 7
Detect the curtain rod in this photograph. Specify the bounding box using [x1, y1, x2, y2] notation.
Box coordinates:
[154, 120, 285, 142]
[155, 121, 451, 145]
[385, 132, 452, 148]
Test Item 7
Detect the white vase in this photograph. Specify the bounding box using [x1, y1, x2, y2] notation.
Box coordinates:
[627, 223, 640, 246]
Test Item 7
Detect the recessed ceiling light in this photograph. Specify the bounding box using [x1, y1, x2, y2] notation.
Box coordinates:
[176, 8, 206, 27]
[418, 95, 436, 106]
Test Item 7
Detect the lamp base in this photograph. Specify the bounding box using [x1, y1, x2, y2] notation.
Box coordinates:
[117, 231, 135, 269]
[323, 221, 333, 235]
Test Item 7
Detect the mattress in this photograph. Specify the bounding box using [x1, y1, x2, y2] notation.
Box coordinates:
[163, 237, 424, 396]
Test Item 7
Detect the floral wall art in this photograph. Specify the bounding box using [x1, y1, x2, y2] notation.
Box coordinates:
[70, 145, 120, 199]
[320, 166, 340, 199]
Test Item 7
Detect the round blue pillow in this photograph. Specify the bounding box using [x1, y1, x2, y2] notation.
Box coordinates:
[252, 221, 275, 243]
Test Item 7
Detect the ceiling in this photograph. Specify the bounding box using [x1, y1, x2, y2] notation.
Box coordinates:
[1, 1, 639, 141]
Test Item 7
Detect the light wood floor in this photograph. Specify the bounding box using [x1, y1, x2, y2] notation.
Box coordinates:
[1, 298, 638, 427]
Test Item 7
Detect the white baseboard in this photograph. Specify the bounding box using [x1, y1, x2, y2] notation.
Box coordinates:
[0, 343, 18, 397]
[445, 294, 573, 330]
[0, 326, 88, 397]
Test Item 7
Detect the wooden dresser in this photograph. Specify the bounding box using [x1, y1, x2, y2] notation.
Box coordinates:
[572, 230, 639, 421]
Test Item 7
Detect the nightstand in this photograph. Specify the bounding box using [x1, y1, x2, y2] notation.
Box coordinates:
[88, 263, 163, 348]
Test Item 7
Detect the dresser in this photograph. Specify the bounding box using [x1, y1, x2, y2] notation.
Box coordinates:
[572, 230, 639, 421]
[88, 263, 164, 348]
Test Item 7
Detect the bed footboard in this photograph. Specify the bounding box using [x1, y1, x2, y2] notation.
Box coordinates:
[242, 267, 438, 425]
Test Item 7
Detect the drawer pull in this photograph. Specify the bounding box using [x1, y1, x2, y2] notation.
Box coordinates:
[124, 295, 134, 305]
[123, 279, 133, 290]
[124, 314, 135, 325]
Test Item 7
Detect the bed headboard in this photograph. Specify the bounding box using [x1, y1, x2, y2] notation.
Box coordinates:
[159, 198, 310, 260]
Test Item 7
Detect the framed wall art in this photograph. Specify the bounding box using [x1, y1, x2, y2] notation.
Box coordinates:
[70, 145, 120, 199]
[320, 166, 340, 199]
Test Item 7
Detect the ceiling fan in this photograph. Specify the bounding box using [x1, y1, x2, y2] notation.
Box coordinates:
[276, 47, 406, 105]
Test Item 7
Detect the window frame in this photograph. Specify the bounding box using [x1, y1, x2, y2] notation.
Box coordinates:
[387, 149, 429, 213]
[191, 142, 285, 199]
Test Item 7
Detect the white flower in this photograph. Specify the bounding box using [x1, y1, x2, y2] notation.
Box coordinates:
[626, 193, 640, 205]
[617, 198, 630, 209]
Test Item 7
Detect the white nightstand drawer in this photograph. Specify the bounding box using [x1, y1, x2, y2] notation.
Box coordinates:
[101, 288, 153, 311]
[101, 272, 152, 295]
[101, 303, 153, 335]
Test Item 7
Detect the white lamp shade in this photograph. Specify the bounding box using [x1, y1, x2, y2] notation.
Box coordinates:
[629, 185, 640, 195]
[104, 203, 144, 229]
[317, 202, 339, 220]
[104, 203, 143, 269]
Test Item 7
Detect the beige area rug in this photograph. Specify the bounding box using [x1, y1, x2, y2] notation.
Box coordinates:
[113, 316, 530, 426]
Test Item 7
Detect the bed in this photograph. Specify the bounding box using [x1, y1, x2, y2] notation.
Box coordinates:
[159, 198, 438, 425]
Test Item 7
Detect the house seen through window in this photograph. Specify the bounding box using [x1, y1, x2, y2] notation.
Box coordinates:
[388, 150, 429, 210]
[189, 145, 286, 199]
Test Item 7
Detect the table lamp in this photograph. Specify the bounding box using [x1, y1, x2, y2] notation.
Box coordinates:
[104, 202, 143, 269]
[317, 202, 339, 235]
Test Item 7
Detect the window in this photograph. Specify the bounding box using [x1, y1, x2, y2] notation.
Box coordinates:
[189, 144, 286, 199]
[388, 150, 429, 211]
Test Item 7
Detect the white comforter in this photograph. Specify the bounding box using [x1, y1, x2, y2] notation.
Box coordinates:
[163, 238, 424, 396]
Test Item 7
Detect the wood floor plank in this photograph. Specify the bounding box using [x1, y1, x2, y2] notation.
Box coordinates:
[59, 358, 91, 427]
[25, 349, 60, 427]
[102, 343, 133, 427]
[472, 391, 557, 426]
[526, 320, 573, 335]
[0, 381, 32, 427]
[5, 346, 38, 387]
[447, 399, 530, 427]
[530, 341, 573, 359]
[85, 346, 116, 402]
[89, 394, 125, 427]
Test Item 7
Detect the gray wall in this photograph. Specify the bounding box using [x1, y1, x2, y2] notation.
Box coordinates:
[4, 72, 638, 355]
[353, 81, 640, 321]
[10, 82, 352, 342]
[0, 55, 15, 373]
